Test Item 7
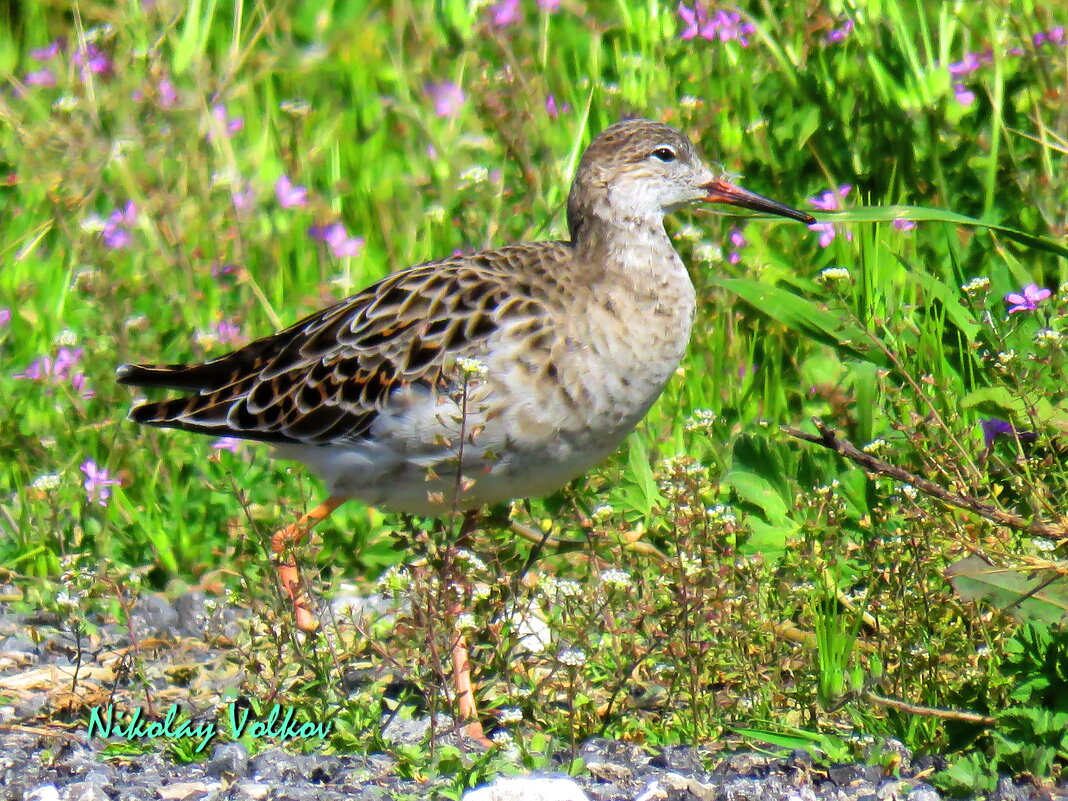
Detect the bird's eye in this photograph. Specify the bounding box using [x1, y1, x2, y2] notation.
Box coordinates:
[651, 147, 677, 162]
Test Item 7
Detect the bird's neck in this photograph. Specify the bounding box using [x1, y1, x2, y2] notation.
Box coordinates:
[570, 208, 683, 284]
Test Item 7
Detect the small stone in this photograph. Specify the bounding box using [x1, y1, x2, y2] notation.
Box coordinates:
[379, 713, 433, 746]
[648, 745, 703, 775]
[27, 787, 61, 801]
[786, 749, 814, 770]
[54, 741, 99, 776]
[658, 772, 717, 801]
[585, 761, 632, 782]
[828, 764, 877, 786]
[300, 753, 341, 783]
[235, 782, 271, 800]
[205, 742, 248, 778]
[14, 691, 50, 720]
[156, 780, 212, 800]
[878, 779, 910, 799]
[712, 752, 771, 776]
[462, 776, 590, 801]
[131, 595, 179, 637]
[249, 747, 303, 782]
[61, 782, 110, 801]
[1, 635, 39, 655]
[907, 785, 943, 801]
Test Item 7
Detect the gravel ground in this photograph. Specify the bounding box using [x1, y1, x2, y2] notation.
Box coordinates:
[1, 590, 1065, 801]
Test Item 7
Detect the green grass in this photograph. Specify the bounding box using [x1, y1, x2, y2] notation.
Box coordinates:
[2, 0, 1068, 788]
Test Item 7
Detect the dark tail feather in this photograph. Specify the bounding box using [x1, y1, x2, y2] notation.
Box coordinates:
[116, 330, 284, 391]
[115, 362, 212, 391]
[126, 395, 296, 444]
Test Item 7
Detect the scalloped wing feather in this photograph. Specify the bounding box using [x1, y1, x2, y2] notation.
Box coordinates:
[120, 243, 568, 446]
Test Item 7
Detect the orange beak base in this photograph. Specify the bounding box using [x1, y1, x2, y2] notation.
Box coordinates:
[701, 178, 815, 224]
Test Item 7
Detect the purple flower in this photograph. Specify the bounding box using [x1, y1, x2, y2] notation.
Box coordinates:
[81, 460, 120, 507]
[212, 262, 238, 279]
[546, 94, 559, 118]
[980, 418, 1036, 450]
[24, 69, 56, 88]
[948, 51, 991, 77]
[426, 81, 466, 119]
[809, 185, 851, 211]
[489, 0, 521, 27]
[30, 39, 62, 60]
[214, 319, 242, 345]
[208, 104, 243, 139]
[157, 77, 179, 109]
[892, 219, 917, 231]
[309, 222, 365, 259]
[212, 437, 241, 453]
[953, 84, 976, 106]
[102, 201, 136, 249]
[73, 43, 112, 78]
[727, 226, 746, 263]
[538, 0, 561, 10]
[231, 184, 255, 211]
[710, 9, 755, 45]
[275, 175, 308, 208]
[827, 19, 854, 43]
[806, 186, 855, 247]
[678, 2, 716, 40]
[807, 222, 837, 248]
[15, 347, 92, 398]
[0, 309, 10, 327]
[1034, 27, 1065, 47]
[1004, 283, 1051, 314]
[678, 4, 755, 45]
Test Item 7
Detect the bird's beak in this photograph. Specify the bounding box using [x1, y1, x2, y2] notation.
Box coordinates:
[701, 177, 815, 224]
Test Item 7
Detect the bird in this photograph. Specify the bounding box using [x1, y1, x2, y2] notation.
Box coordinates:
[117, 117, 814, 744]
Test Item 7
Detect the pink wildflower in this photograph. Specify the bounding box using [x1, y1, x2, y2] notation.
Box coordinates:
[102, 202, 136, 250]
[489, 0, 521, 27]
[426, 82, 466, 119]
[1005, 284, 1052, 314]
[25, 68, 56, 87]
[275, 175, 308, 208]
[309, 222, 365, 259]
[81, 460, 120, 507]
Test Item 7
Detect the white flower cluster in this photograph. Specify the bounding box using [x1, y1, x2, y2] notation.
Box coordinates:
[599, 568, 631, 589]
[817, 266, 851, 283]
[458, 165, 489, 188]
[1034, 328, 1062, 346]
[558, 648, 587, 667]
[456, 357, 488, 378]
[684, 409, 717, 434]
[961, 276, 990, 295]
[705, 505, 737, 524]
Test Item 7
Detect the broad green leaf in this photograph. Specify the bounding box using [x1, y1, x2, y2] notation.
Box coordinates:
[947, 556, 1068, 626]
[724, 468, 790, 524]
[961, 387, 1030, 418]
[818, 205, 1068, 260]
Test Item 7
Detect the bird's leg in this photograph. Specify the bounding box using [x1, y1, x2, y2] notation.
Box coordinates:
[270, 496, 346, 633]
[446, 509, 491, 747]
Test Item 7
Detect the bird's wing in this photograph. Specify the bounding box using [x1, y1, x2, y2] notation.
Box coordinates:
[117, 243, 567, 445]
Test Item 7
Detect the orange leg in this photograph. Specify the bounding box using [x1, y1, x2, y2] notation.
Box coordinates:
[448, 511, 492, 747]
[270, 496, 346, 632]
[449, 596, 491, 747]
